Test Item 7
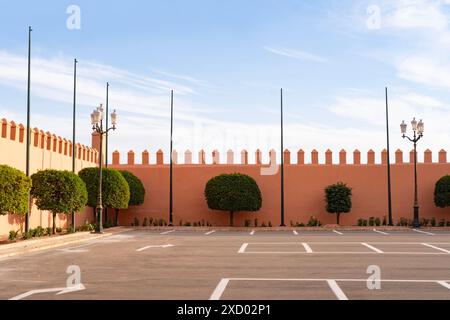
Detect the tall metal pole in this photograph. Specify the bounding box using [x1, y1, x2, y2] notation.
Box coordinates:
[104, 82, 109, 225]
[385, 87, 393, 226]
[25, 26, 32, 233]
[280, 88, 286, 227]
[169, 90, 174, 226]
[71, 58, 78, 229]
[413, 131, 420, 228]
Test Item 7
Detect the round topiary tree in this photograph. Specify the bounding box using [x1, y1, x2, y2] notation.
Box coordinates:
[325, 182, 352, 225]
[0, 165, 32, 216]
[31, 170, 88, 234]
[78, 168, 130, 225]
[117, 170, 146, 225]
[204, 173, 262, 227]
[435, 175, 450, 209]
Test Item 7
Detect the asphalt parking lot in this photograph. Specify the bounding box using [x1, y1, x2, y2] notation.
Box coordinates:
[1, 229, 450, 300]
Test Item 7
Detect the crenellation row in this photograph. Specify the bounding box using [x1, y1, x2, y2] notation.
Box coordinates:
[1, 118, 98, 163]
[112, 148, 448, 165]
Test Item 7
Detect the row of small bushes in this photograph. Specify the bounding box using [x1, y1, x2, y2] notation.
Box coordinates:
[1, 164, 145, 240]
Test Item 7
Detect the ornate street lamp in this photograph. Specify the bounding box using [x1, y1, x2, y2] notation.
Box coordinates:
[91, 104, 117, 233]
[401, 118, 424, 228]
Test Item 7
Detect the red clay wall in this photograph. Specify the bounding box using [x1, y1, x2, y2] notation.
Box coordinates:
[111, 149, 450, 227]
[0, 118, 98, 239]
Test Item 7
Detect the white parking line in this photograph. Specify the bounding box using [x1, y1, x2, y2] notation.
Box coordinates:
[205, 230, 216, 235]
[361, 242, 384, 253]
[437, 281, 450, 290]
[210, 278, 230, 300]
[327, 280, 348, 300]
[422, 243, 450, 254]
[302, 243, 313, 253]
[373, 229, 389, 235]
[333, 230, 343, 235]
[210, 278, 450, 300]
[413, 229, 435, 236]
[250, 230, 255, 236]
[293, 230, 299, 235]
[160, 230, 175, 235]
[238, 243, 249, 253]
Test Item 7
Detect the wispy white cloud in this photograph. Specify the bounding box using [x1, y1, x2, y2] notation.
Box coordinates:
[263, 46, 327, 63]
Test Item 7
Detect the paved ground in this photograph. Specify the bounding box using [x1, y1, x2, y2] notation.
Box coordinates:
[1, 228, 450, 300]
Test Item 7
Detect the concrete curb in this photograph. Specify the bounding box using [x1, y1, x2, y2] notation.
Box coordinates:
[128, 226, 450, 232]
[0, 227, 130, 260]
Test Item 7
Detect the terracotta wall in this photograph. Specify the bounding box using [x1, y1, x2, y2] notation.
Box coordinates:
[111, 148, 450, 227]
[0, 118, 98, 239]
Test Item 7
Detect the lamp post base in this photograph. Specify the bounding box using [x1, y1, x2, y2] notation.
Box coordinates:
[412, 205, 420, 228]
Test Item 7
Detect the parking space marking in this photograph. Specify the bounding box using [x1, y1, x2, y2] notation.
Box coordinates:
[210, 278, 230, 300]
[250, 230, 255, 236]
[302, 243, 313, 253]
[422, 243, 450, 254]
[327, 280, 348, 300]
[210, 278, 450, 300]
[413, 229, 435, 236]
[438, 281, 450, 290]
[361, 242, 384, 253]
[373, 229, 389, 235]
[239, 242, 450, 255]
[205, 230, 216, 236]
[333, 230, 343, 235]
[160, 230, 175, 235]
[293, 230, 299, 235]
[238, 243, 249, 253]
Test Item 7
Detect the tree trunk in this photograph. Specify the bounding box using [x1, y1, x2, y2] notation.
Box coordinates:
[52, 213, 56, 235]
[93, 207, 96, 224]
[115, 209, 119, 226]
[230, 211, 234, 227]
[336, 212, 341, 225]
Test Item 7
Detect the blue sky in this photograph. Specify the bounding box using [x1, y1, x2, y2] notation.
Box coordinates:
[1, 0, 450, 164]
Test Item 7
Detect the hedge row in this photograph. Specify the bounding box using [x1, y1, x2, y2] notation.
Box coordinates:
[0, 164, 145, 235]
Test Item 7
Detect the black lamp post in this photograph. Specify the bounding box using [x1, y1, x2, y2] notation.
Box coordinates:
[91, 104, 117, 233]
[401, 118, 424, 229]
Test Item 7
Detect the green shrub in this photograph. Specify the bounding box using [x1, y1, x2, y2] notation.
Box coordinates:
[184, 222, 191, 226]
[205, 173, 262, 227]
[31, 170, 87, 235]
[23, 230, 33, 240]
[421, 218, 430, 227]
[179, 220, 183, 226]
[143, 218, 148, 227]
[261, 222, 267, 227]
[307, 216, 321, 227]
[133, 217, 140, 227]
[397, 217, 408, 227]
[68, 226, 76, 234]
[0, 165, 32, 215]
[325, 182, 352, 225]
[431, 217, 436, 227]
[8, 230, 18, 241]
[382, 216, 387, 226]
[368, 217, 375, 226]
[76, 222, 95, 232]
[254, 219, 258, 227]
[435, 175, 450, 209]
[439, 219, 446, 227]
[375, 217, 381, 227]
[297, 223, 305, 227]
[268, 221, 273, 228]
[78, 168, 130, 225]
[244, 219, 251, 227]
[116, 171, 145, 225]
